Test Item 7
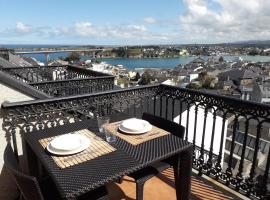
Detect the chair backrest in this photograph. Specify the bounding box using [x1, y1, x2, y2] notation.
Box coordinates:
[142, 112, 185, 138]
[4, 143, 44, 200]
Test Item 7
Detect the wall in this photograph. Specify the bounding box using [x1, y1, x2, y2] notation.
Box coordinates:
[252, 82, 263, 102]
[174, 105, 228, 165]
[0, 83, 33, 200]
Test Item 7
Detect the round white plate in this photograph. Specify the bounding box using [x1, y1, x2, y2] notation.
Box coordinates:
[119, 123, 152, 135]
[47, 135, 90, 156]
[50, 134, 82, 151]
[120, 118, 152, 132]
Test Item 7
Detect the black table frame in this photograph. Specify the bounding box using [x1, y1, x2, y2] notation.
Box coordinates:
[23, 116, 193, 200]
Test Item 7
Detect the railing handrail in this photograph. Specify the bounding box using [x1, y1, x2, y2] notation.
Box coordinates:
[1, 84, 160, 108]
[0, 64, 68, 69]
[3, 83, 270, 112]
[0, 71, 51, 99]
[28, 75, 115, 85]
[0, 64, 114, 78]
[68, 65, 114, 77]
[160, 84, 270, 110]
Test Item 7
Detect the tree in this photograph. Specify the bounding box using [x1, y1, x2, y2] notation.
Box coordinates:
[218, 56, 224, 62]
[201, 75, 215, 89]
[65, 52, 80, 62]
[138, 72, 154, 85]
[248, 49, 259, 56]
[198, 71, 207, 80]
[132, 72, 141, 81]
[186, 83, 201, 90]
[58, 56, 65, 60]
[112, 47, 127, 57]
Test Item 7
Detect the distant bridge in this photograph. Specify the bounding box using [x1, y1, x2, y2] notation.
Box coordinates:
[15, 49, 112, 54]
[15, 48, 112, 63]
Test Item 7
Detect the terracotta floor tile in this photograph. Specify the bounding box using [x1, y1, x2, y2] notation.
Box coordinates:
[107, 168, 240, 200]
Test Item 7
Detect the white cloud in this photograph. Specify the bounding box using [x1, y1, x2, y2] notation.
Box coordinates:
[1, 20, 170, 43]
[60, 27, 69, 34]
[72, 22, 152, 40]
[127, 25, 147, 32]
[144, 17, 157, 24]
[179, 0, 270, 42]
[16, 22, 31, 33]
[74, 22, 96, 36]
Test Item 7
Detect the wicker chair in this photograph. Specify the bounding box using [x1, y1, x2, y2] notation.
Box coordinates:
[4, 143, 109, 200]
[127, 112, 185, 200]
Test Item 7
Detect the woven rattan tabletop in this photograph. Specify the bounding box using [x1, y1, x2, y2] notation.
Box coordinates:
[23, 113, 192, 199]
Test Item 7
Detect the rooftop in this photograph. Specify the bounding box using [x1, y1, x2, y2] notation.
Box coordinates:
[218, 69, 258, 80]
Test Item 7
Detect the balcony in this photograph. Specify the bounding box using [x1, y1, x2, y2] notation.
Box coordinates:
[1, 84, 270, 199]
[0, 65, 115, 97]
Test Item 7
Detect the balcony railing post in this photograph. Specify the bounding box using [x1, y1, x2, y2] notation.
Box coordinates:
[198, 106, 208, 176]
[226, 115, 239, 186]
[236, 118, 250, 191]
[179, 101, 183, 125]
[214, 112, 227, 180]
[165, 95, 169, 120]
[206, 109, 217, 175]
[246, 122, 263, 196]
[185, 103, 190, 141]
[192, 105, 198, 166]
[260, 146, 270, 198]
[159, 95, 163, 117]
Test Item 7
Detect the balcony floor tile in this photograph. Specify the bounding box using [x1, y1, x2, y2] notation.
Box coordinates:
[107, 168, 243, 200]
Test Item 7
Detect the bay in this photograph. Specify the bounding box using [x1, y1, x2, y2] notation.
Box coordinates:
[16, 54, 270, 70]
[100, 55, 270, 70]
[2, 43, 269, 70]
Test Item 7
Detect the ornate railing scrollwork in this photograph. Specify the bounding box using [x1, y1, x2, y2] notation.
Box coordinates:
[1, 84, 270, 199]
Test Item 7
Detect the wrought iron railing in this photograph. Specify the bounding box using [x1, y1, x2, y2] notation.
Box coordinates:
[0, 65, 115, 97]
[1, 84, 270, 199]
[29, 77, 115, 97]
[0, 65, 112, 83]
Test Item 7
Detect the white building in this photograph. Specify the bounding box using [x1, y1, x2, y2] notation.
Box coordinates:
[91, 62, 111, 72]
[188, 73, 199, 82]
[174, 105, 228, 165]
[252, 82, 270, 103]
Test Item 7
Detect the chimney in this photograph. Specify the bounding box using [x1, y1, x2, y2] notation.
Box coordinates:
[0, 48, 11, 60]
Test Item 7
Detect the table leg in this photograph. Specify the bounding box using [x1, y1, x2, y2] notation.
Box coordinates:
[173, 146, 192, 200]
[23, 138, 40, 177]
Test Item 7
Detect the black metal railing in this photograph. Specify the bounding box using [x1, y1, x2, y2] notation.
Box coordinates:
[0, 65, 112, 83]
[29, 77, 115, 97]
[1, 84, 270, 199]
[0, 65, 115, 97]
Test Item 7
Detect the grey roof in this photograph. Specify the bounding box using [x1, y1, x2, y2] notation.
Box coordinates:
[189, 57, 206, 64]
[0, 56, 16, 68]
[8, 52, 32, 67]
[249, 66, 263, 74]
[22, 57, 39, 65]
[223, 80, 235, 87]
[218, 69, 258, 80]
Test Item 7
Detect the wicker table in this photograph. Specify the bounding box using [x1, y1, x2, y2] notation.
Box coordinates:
[23, 114, 193, 200]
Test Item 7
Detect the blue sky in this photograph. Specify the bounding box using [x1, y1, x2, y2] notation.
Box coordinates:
[0, 0, 269, 45]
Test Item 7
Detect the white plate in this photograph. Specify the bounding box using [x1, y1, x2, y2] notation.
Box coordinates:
[50, 134, 82, 151]
[120, 118, 152, 132]
[47, 135, 90, 156]
[119, 123, 152, 135]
